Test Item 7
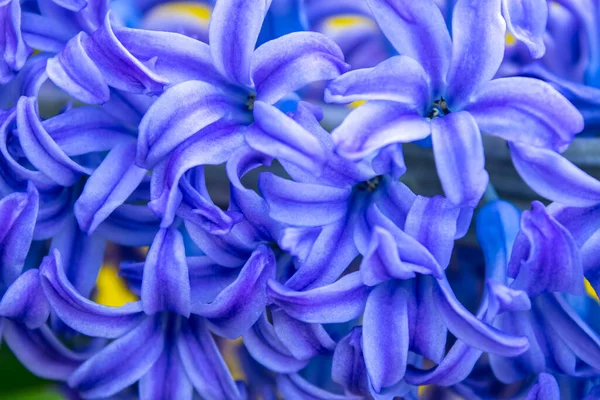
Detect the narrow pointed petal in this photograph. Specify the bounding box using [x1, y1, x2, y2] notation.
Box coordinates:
[332, 328, 370, 397]
[366, 0, 451, 95]
[192, 245, 275, 339]
[0, 183, 38, 285]
[508, 202, 583, 296]
[253, 31, 348, 105]
[362, 281, 410, 392]
[267, 272, 370, 324]
[325, 55, 429, 107]
[39, 249, 145, 338]
[243, 314, 309, 373]
[0, 269, 48, 328]
[0, 0, 31, 84]
[278, 374, 361, 400]
[140, 342, 193, 400]
[142, 228, 191, 316]
[431, 111, 488, 207]
[249, 101, 327, 173]
[3, 322, 88, 381]
[434, 277, 529, 356]
[137, 80, 237, 168]
[209, 0, 271, 87]
[332, 101, 431, 160]
[17, 96, 90, 186]
[75, 142, 147, 234]
[503, 0, 548, 59]
[465, 77, 583, 152]
[446, 0, 506, 109]
[510, 142, 600, 206]
[68, 315, 165, 399]
[259, 172, 351, 227]
[177, 316, 241, 400]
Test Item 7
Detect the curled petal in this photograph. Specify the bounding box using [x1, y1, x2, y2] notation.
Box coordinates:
[0, 0, 31, 84]
[332, 328, 370, 397]
[267, 272, 370, 324]
[68, 315, 165, 399]
[0, 269, 48, 328]
[502, 0, 548, 59]
[192, 245, 276, 339]
[39, 249, 145, 339]
[253, 31, 349, 105]
[142, 228, 191, 316]
[277, 374, 361, 400]
[137, 80, 238, 169]
[209, 0, 271, 87]
[510, 142, 600, 206]
[431, 111, 488, 208]
[366, 0, 451, 95]
[332, 101, 431, 160]
[446, 0, 506, 109]
[325, 55, 429, 109]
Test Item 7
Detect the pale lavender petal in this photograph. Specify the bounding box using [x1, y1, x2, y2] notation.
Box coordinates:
[431, 111, 488, 207]
[366, 0, 451, 95]
[525, 373, 560, 400]
[253, 31, 349, 105]
[0, 269, 48, 328]
[510, 142, 600, 206]
[209, 0, 271, 87]
[446, 0, 506, 109]
[325, 55, 430, 110]
[332, 101, 431, 160]
[502, 0, 548, 58]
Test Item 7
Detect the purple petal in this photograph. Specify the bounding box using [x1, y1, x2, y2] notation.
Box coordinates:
[525, 373, 560, 400]
[95, 204, 160, 247]
[46, 32, 110, 104]
[404, 195, 461, 268]
[366, 0, 451, 96]
[75, 142, 147, 234]
[271, 307, 335, 360]
[249, 101, 327, 173]
[332, 101, 431, 160]
[51, 0, 86, 11]
[3, 322, 87, 380]
[434, 277, 530, 356]
[39, 249, 145, 338]
[510, 142, 600, 206]
[0, 269, 48, 328]
[137, 80, 237, 169]
[191, 245, 275, 339]
[177, 316, 241, 400]
[16, 96, 91, 186]
[0, 0, 31, 84]
[325, 55, 430, 108]
[140, 342, 193, 400]
[431, 111, 489, 207]
[267, 272, 370, 323]
[446, 0, 506, 109]
[0, 183, 38, 285]
[21, 12, 75, 53]
[409, 276, 447, 363]
[332, 328, 370, 397]
[209, 0, 270, 87]
[68, 314, 165, 399]
[362, 281, 409, 392]
[277, 374, 361, 400]
[465, 77, 584, 152]
[502, 0, 548, 59]
[142, 228, 191, 316]
[253, 31, 348, 104]
[508, 201, 583, 296]
[259, 172, 351, 227]
[242, 314, 309, 373]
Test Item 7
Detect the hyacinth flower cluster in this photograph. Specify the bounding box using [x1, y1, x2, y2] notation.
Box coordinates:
[2, 0, 600, 398]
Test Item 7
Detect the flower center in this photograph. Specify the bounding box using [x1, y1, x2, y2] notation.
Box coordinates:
[246, 93, 257, 111]
[427, 97, 451, 119]
[356, 175, 383, 192]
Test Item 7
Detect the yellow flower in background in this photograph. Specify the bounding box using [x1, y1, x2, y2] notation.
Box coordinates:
[95, 266, 138, 307]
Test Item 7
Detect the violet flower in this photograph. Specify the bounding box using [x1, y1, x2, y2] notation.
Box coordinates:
[326, 0, 584, 207]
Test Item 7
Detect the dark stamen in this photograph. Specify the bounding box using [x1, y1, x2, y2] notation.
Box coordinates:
[247, 93, 256, 111]
[357, 176, 382, 192]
